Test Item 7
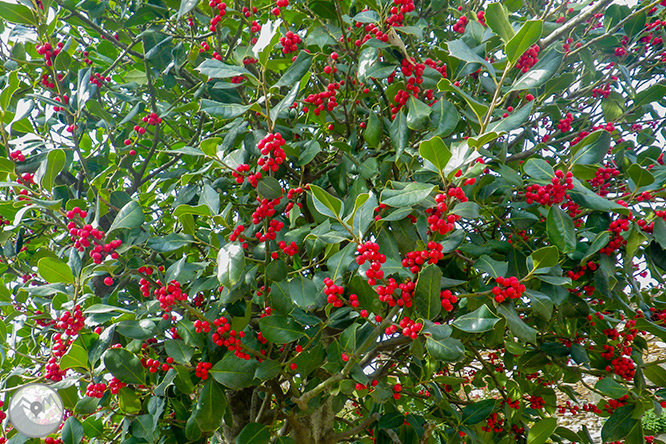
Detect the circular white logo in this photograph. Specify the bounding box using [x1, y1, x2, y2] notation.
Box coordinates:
[7, 384, 64, 438]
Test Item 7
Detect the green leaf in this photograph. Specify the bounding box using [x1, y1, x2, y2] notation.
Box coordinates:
[643, 363, 666, 386]
[595, 378, 628, 398]
[108, 200, 144, 233]
[527, 418, 557, 444]
[309, 184, 343, 218]
[547, 206, 576, 253]
[118, 387, 142, 414]
[255, 359, 281, 380]
[326, 242, 357, 281]
[275, 51, 313, 88]
[210, 354, 257, 389]
[510, 49, 563, 91]
[103, 349, 145, 385]
[380, 182, 436, 207]
[201, 100, 253, 119]
[217, 243, 245, 287]
[529, 245, 559, 270]
[406, 96, 432, 130]
[627, 164, 655, 188]
[389, 110, 409, 156]
[0, 1, 34, 25]
[487, 102, 533, 134]
[443, 141, 482, 177]
[486, 3, 514, 42]
[429, 99, 460, 138]
[39, 149, 66, 192]
[147, 233, 194, 252]
[258, 315, 305, 343]
[196, 59, 254, 79]
[38, 257, 75, 284]
[570, 131, 611, 165]
[61, 417, 84, 444]
[475, 255, 508, 278]
[177, 0, 198, 18]
[270, 81, 299, 122]
[525, 289, 553, 320]
[447, 39, 495, 75]
[199, 184, 220, 214]
[601, 404, 637, 442]
[437, 79, 488, 126]
[364, 112, 382, 148]
[497, 304, 537, 344]
[419, 136, 451, 172]
[623, 11, 646, 37]
[462, 399, 495, 424]
[523, 158, 554, 181]
[60, 341, 89, 370]
[164, 340, 195, 365]
[235, 423, 270, 444]
[194, 379, 226, 431]
[634, 83, 666, 107]
[426, 336, 465, 362]
[130, 415, 155, 443]
[452, 304, 500, 333]
[414, 264, 442, 320]
[506, 20, 542, 64]
[569, 182, 630, 215]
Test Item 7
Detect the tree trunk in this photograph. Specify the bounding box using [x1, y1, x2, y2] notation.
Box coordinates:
[222, 388, 254, 443]
[288, 397, 335, 444]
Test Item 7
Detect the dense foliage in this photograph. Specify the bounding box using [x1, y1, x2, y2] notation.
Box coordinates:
[1, 0, 666, 443]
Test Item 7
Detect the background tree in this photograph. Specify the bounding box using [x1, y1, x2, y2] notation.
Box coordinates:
[0, 0, 666, 443]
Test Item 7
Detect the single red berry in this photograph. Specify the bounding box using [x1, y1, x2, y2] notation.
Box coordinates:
[104, 277, 114, 286]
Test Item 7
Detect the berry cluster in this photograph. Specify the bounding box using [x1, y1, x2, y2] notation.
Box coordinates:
[402, 242, 444, 274]
[45, 356, 67, 381]
[252, 196, 282, 224]
[482, 412, 504, 433]
[600, 218, 630, 255]
[386, 0, 415, 27]
[359, 22, 390, 46]
[53, 94, 69, 111]
[529, 395, 545, 409]
[10, 150, 26, 162]
[277, 240, 299, 256]
[142, 112, 162, 126]
[36, 42, 63, 66]
[324, 278, 344, 307]
[425, 191, 464, 235]
[515, 45, 539, 73]
[229, 225, 248, 248]
[207, 0, 226, 32]
[255, 219, 285, 242]
[303, 83, 340, 116]
[143, 357, 171, 373]
[153, 280, 187, 319]
[90, 72, 110, 87]
[588, 165, 620, 196]
[440, 289, 458, 311]
[524, 170, 574, 206]
[194, 319, 211, 333]
[195, 361, 213, 379]
[399, 316, 422, 339]
[452, 15, 468, 33]
[212, 316, 250, 359]
[566, 261, 598, 280]
[356, 241, 386, 286]
[389, 59, 425, 119]
[272, 0, 288, 16]
[109, 377, 126, 394]
[376, 278, 414, 307]
[491, 276, 525, 303]
[257, 133, 286, 172]
[556, 113, 573, 132]
[279, 31, 301, 54]
[607, 356, 635, 381]
[86, 382, 107, 398]
[56, 306, 85, 336]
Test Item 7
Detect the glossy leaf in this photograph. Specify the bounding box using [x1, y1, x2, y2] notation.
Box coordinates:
[103, 349, 145, 385]
[506, 20, 543, 64]
[108, 200, 144, 233]
[414, 264, 442, 320]
[217, 243, 245, 287]
[547, 206, 576, 253]
[38, 257, 75, 284]
[258, 315, 305, 343]
[452, 304, 500, 333]
[486, 3, 514, 42]
[527, 418, 557, 444]
[419, 136, 451, 172]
